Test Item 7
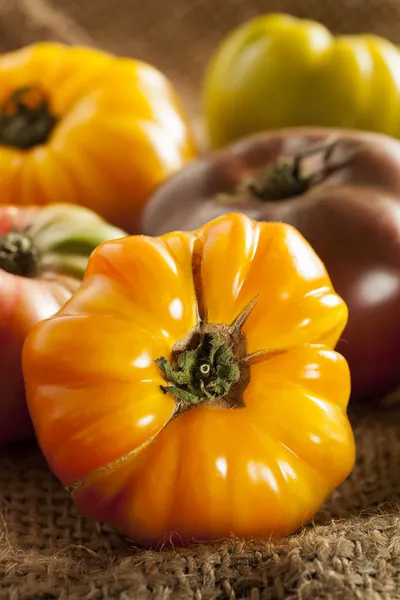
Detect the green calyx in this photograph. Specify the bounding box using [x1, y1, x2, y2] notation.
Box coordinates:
[0, 86, 58, 150]
[155, 239, 258, 413]
[156, 332, 240, 405]
[0, 232, 39, 277]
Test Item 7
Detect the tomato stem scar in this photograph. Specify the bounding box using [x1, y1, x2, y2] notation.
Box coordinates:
[0, 86, 58, 150]
[216, 136, 369, 208]
[155, 240, 264, 410]
[0, 232, 40, 277]
[246, 136, 339, 201]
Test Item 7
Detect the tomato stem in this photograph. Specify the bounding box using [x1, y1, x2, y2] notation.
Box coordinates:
[156, 331, 241, 405]
[0, 86, 58, 150]
[250, 137, 339, 200]
[155, 239, 262, 411]
[0, 232, 40, 277]
[216, 137, 348, 206]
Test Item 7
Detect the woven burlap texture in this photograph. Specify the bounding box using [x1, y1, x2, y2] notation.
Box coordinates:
[1, 0, 400, 598]
[2, 0, 400, 117]
[1, 407, 400, 599]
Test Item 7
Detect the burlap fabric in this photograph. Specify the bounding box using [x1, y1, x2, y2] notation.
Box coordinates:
[1, 1, 400, 598]
[2, 407, 400, 599]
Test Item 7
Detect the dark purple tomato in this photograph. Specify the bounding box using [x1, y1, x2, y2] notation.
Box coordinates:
[142, 127, 400, 402]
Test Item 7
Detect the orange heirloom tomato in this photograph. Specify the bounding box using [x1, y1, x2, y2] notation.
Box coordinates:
[23, 213, 355, 547]
[0, 43, 196, 232]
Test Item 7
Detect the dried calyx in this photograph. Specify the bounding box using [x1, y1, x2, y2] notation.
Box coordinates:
[0, 232, 40, 277]
[247, 137, 339, 200]
[155, 238, 263, 412]
[0, 86, 58, 150]
[217, 136, 360, 205]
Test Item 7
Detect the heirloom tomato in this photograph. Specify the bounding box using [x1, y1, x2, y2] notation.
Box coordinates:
[142, 127, 400, 402]
[0, 203, 125, 444]
[23, 213, 355, 547]
[0, 43, 196, 232]
[204, 13, 400, 147]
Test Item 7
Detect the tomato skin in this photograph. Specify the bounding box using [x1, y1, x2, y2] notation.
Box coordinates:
[203, 13, 400, 148]
[142, 127, 400, 402]
[0, 43, 196, 232]
[23, 213, 355, 547]
[0, 204, 125, 445]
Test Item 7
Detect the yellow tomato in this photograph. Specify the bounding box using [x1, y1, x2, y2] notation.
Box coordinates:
[204, 13, 400, 147]
[0, 43, 196, 231]
[23, 213, 355, 547]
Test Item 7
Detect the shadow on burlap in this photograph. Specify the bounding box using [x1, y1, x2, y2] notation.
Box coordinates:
[1, 1, 400, 598]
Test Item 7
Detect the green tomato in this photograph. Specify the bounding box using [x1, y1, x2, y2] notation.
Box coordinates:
[203, 14, 400, 148]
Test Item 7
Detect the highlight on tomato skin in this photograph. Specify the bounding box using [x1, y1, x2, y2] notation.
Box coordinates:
[203, 13, 400, 148]
[141, 126, 400, 403]
[22, 212, 356, 547]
